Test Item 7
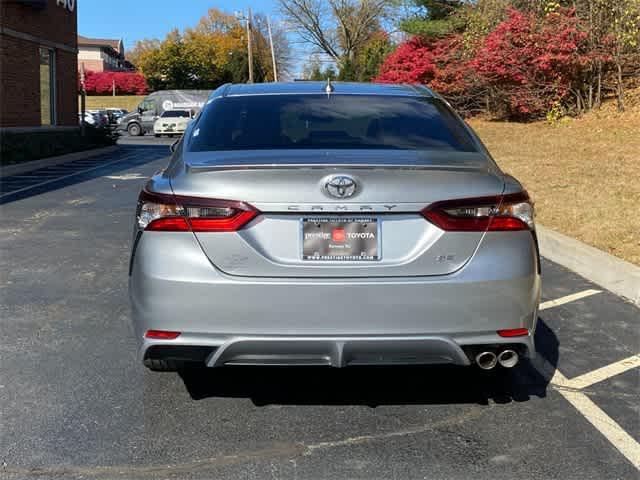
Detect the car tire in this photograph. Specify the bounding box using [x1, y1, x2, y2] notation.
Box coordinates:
[154, 134, 160, 138]
[128, 123, 142, 136]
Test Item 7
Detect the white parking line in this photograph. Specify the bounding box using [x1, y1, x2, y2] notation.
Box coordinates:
[568, 355, 640, 390]
[536, 289, 640, 470]
[105, 173, 146, 180]
[0, 151, 144, 199]
[539, 289, 601, 310]
[552, 367, 640, 469]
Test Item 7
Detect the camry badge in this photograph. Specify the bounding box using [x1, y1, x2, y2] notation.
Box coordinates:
[324, 175, 357, 199]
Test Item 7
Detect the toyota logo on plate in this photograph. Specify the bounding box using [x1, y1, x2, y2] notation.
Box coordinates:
[324, 175, 357, 199]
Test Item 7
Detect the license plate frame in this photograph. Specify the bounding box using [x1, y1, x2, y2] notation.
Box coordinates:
[301, 217, 380, 261]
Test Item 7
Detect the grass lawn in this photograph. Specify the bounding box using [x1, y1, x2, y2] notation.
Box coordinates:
[468, 100, 640, 265]
[80, 95, 145, 112]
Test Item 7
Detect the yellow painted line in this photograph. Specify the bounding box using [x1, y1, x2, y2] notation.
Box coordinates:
[540, 289, 601, 311]
[568, 355, 640, 390]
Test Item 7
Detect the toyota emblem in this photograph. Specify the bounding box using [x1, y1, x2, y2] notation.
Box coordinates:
[324, 175, 357, 199]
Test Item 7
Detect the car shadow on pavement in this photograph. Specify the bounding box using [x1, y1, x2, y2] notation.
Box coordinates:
[177, 318, 559, 407]
[0, 145, 167, 204]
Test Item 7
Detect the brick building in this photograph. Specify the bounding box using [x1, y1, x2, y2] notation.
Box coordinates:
[78, 35, 129, 72]
[0, 0, 78, 128]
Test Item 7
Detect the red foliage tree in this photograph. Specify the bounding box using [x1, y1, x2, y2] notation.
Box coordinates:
[376, 7, 595, 118]
[375, 35, 485, 115]
[80, 71, 148, 96]
[471, 8, 593, 117]
[375, 36, 437, 84]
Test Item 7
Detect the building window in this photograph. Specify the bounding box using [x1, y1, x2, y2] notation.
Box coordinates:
[39, 47, 56, 126]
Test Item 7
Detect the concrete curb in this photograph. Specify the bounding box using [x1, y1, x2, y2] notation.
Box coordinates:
[0, 145, 119, 178]
[537, 224, 640, 305]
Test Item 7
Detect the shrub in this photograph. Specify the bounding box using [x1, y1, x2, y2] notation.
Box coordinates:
[375, 36, 436, 84]
[80, 71, 148, 96]
[471, 8, 593, 118]
[375, 35, 486, 115]
[377, 7, 596, 119]
[1, 126, 118, 166]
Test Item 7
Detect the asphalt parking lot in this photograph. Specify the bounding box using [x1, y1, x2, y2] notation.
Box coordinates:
[117, 133, 177, 147]
[1, 141, 638, 480]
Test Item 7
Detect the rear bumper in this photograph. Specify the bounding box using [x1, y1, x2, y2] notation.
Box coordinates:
[142, 334, 533, 367]
[129, 230, 541, 367]
[153, 129, 185, 134]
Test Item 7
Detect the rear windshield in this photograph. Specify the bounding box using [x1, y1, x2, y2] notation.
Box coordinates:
[162, 110, 190, 118]
[188, 95, 476, 152]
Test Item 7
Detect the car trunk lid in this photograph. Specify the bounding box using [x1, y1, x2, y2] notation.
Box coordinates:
[170, 150, 504, 278]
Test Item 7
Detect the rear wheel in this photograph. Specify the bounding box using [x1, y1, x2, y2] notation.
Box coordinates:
[127, 123, 142, 136]
[154, 134, 160, 138]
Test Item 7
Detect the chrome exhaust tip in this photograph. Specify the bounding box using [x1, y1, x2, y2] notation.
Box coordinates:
[497, 349, 519, 368]
[475, 351, 498, 370]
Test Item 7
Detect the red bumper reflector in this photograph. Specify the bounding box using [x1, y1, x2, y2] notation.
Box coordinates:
[497, 328, 529, 337]
[145, 330, 181, 340]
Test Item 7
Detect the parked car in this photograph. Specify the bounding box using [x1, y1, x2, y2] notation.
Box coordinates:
[153, 109, 193, 137]
[78, 112, 96, 126]
[106, 108, 128, 124]
[129, 82, 541, 373]
[87, 110, 109, 127]
[119, 90, 211, 136]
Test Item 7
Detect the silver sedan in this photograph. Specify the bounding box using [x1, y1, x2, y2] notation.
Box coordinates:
[129, 82, 541, 373]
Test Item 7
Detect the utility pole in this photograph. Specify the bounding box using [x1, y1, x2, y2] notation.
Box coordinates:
[267, 16, 278, 82]
[112, 79, 116, 96]
[246, 8, 254, 83]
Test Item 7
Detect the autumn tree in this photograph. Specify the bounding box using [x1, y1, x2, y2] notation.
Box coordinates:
[400, 0, 465, 37]
[128, 7, 290, 89]
[251, 14, 293, 81]
[609, 0, 640, 111]
[385, 0, 639, 118]
[353, 31, 394, 81]
[278, 0, 394, 72]
[151, 30, 194, 90]
[127, 39, 161, 72]
[301, 55, 338, 80]
[182, 8, 245, 86]
[572, 0, 640, 111]
[471, 8, 594, 117]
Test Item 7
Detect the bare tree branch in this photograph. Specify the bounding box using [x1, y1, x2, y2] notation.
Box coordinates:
[277, 0, 394, 65]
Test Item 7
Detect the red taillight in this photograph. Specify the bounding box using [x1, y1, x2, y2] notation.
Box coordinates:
[137, 190, 258, 232]
[145, 330, 181, 340]
[422, 192, 534, 232]
[147, 217, 190, 231]
[188, 210, 258, 232]
[497, 328, 529, 337]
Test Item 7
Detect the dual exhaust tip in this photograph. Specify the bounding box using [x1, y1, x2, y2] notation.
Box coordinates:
[475, 349, 519, 370]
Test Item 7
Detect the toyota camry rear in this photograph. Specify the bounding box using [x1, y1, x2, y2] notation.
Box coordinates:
[129, 82, 541, 372]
